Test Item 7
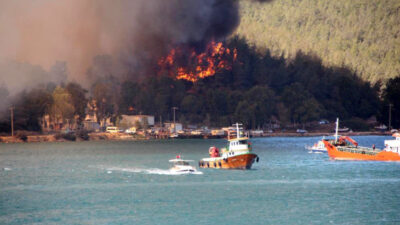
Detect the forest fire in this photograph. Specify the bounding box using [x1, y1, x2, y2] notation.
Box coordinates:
[158, 41, 237, 82]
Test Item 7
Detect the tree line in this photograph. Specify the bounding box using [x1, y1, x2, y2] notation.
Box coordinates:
[0, 36, 399, 132]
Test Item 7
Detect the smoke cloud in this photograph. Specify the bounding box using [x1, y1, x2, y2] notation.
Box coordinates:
[0, 0, 273, 97]
[0, 0, 241, 89]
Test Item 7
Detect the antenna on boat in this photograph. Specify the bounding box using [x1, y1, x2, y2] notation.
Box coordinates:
[335, 118, 339, 143]
[233, 123, 242, 139]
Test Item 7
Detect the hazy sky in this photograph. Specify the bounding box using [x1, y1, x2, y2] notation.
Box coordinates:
[0, 0, 268, 95]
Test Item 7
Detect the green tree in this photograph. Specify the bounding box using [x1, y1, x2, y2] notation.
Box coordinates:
[281, 83, 323, 125]
[120, 81, 140, 114]
[66, 82, 88, 125]
[50, 87, 75, 129]
[180, 95, 205, 123]
[381, 76, 400, 128]
[91, 77, 119, 126]
[14, 88, 53, 131]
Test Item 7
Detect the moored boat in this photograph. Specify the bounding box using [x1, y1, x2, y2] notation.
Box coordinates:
[322, 119, 400, 161]
[199, 123, 259, 169]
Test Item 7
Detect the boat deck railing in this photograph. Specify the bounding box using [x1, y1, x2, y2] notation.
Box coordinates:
[336, 146, 381, 156]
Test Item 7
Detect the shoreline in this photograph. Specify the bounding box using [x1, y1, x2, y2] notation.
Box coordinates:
[0, 131, 392, 144]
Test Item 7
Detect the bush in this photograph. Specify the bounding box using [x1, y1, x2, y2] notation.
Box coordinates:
[55, 132, 76, 141]
[76, 129, 90, 141]
[342, 118, 371, 131]
[16, 131, 28, 142]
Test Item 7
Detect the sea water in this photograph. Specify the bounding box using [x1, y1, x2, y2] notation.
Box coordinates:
[1, 136, 399, 224]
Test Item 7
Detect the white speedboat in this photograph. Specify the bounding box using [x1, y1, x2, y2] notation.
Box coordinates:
[169, 158, 197, 174]
[306, 139, 327, 153]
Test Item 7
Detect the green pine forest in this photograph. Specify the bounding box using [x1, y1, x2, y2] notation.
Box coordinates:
[237, 0, 400, 83]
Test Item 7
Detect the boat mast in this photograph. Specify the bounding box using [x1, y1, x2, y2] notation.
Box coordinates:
[234, 123, 242, 139]
[335, 118, 339, 143]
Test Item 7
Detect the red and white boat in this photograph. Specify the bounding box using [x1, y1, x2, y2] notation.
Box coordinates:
[199, 123, 259, 169]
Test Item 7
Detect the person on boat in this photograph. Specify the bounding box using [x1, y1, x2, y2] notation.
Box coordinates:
[372, 144, 375, 150]
[209, 147, 220, 157]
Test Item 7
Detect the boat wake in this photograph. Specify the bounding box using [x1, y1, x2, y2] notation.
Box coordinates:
[308, 151, 323, 154]
[105, 167, 203, 175]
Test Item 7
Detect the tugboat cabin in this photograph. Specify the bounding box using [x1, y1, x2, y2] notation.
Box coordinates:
[229, 138, 250, 152]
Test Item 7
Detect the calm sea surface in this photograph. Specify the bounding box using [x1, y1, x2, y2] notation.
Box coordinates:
[1, 136, 399, 225]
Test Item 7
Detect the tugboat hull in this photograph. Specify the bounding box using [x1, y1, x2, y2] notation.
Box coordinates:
[199, 153, 258, 169]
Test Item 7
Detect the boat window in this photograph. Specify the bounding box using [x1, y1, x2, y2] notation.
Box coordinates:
[239, 140, 247, 145]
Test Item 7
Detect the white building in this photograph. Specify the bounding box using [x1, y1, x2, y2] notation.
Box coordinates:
[164, 122, 183, 133]
[119, 115, 155, 128]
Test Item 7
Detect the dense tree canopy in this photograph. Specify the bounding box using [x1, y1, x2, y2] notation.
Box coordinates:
[381, 77, 400, 128]
[237, 0, 400, 83]
[113, 37, 382, 129]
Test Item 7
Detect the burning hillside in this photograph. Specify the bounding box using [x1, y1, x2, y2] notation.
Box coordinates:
[158, 42, 237, 82]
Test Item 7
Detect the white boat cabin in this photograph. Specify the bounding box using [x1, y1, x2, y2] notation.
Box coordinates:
[229, 138, 250, 152]
[226, 123, 251, 153]
[384, 133, 400, 153]
[169, 159, 193, 166]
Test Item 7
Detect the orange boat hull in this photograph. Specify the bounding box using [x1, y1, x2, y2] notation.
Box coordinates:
[199, 153, 258, 169]
[323, 140, 400, 161]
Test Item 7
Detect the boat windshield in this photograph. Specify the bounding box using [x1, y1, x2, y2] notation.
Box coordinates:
[174, 161, 190, 166]
[239, 140, 247, 145]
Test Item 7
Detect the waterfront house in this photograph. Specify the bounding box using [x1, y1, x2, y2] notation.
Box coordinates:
[164, 122, 183, 133]
[118, 115, 155, 129]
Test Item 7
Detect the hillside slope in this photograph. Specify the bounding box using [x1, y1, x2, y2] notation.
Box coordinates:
[237, 0, 400, 82]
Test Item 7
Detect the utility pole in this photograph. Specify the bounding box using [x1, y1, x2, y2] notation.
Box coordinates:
[10, 106, 14, 137]
[389, 103, 393, 130]
[172, 107, 178, 133]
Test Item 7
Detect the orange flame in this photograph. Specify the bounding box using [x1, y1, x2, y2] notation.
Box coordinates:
[158, 41, 237, 82]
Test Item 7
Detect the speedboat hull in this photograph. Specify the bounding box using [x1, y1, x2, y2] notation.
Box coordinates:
[306, 146, 327, 153]
[199, 153, 258, 169]
[311, 149, 327, 153]
[168, 160, 199, 174]
[169, 168, 198, 174]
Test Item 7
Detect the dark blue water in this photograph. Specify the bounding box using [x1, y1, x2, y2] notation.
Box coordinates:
[1, 136, 399, 224]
